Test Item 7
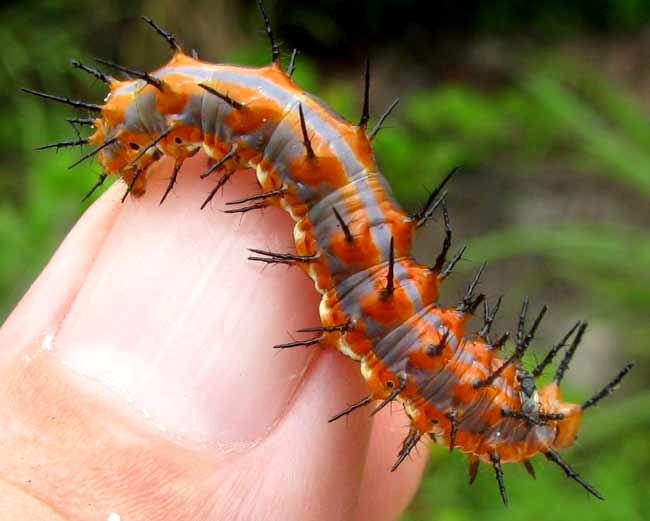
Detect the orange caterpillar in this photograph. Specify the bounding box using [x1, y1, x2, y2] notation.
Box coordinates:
[25, 2, 632, 504]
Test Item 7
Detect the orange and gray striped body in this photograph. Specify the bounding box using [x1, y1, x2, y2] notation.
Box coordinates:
[89, 52, 572, 465]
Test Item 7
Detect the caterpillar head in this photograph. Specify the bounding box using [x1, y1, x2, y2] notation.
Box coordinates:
[89, 81, 187, 192]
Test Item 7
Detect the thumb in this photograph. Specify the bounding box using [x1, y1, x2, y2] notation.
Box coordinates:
[1, 153, 423, 520]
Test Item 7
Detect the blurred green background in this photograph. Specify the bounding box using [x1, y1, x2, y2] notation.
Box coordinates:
[1, 0, 648, 519]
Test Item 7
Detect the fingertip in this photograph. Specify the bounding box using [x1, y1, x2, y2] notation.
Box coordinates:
[356, 407, 429, 521]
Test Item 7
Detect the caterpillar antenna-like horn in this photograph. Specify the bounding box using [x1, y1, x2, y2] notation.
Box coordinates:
[333, 206, 354, 242]
[223, 201, 267, 214]
[298, 104, 315, 159]
[544, 450, 603, 500]
[159, 160, 184, 205]
[439, 245, 466, 280]
[198, 83, 245, 110]
[414, 167, 459, 227]
[200, 144, 238, 178]
[431, 200, 451, 272]
[490, 452, 508, 506]
[82, 173, 108, 202]
[225, 187, 285, 206]
[121, 169, 143, 202]
[328, 395, 372, 423]
[94, 57, 164, 90]
[581, 362, 634, 410]
[368, 97, 400, 140]
[490, 331, 510, 351]
[457, 262, 487, 313]
[273, 336, 323, 349]
[426, 331, 449, 357]
[66, 117, 95, 126]
[523, 460, 536, 479]
[22, 88, 102, 112]
[71, 59, 114, 84]
[381, 238, 396, 299]
[359, 57, 371, 128]
[296, 323, 350, 334]
[142, 16, 182, 52]
[554, 322, 587, 384]
[35, 138, 89, 151]
[68, 137, 118, 169]
[256, 0, 281, 65]
[479, 295, 503, 338]
[476, 301, 546, 388]
[468, 457, 480, 484]
[127, 128, 172, 167]
[391, 428, 421, 472]
[446, 411, 458, 452]
[200, 171, 236, 209]
[287, 48, 298, 77]
[532, 321, 581, 378]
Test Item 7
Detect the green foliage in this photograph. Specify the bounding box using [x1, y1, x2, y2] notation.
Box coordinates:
[0, 6, 99, 318]
[469, 224, 650, 353]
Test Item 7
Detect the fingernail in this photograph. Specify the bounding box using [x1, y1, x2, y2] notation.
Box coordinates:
[54, 155, 321, 447]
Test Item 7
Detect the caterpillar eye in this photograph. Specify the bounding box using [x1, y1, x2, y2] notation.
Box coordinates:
[129, 142, 140, 150]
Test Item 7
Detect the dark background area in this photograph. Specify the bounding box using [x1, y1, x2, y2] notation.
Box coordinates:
[1, 1, 648, 519]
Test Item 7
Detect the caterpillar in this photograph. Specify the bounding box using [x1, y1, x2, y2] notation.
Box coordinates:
[24, 2, 633, 505]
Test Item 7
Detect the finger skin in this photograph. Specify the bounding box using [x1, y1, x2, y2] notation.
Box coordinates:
[0, 182, 122, 367]
[356, 407, 429, 521]
[0, 154, 427, 520]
